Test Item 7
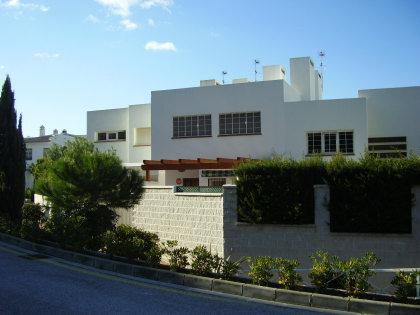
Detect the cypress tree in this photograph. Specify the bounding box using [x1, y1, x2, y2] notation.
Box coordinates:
[0, 76, 26, 221]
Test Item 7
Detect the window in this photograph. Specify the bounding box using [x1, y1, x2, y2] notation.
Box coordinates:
[25, 148, 32, 160]
[173, 114, 211, 139]
[97, 131, 126, 142]
[208, 178, 226, 187]
[339, 132, 354, 154]
[307, 132, 322, 154]
[98, 133, 107, 141]
[307, 131, 354, 155]
[368, 136, 407, 158]
[201, 170, 235, 178]
[219, 111, 261, 136]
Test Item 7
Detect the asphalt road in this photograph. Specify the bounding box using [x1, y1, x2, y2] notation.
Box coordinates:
[0, 242, 348, 315]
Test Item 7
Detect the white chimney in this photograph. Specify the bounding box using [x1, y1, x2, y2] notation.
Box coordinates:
[263, 65, 286, 81]
[62, 129, 67, 134]
[200, 79, 221, 87]
[39, 125, 45, 136]
[53, 129, 58, 136]
[290, 57, 316, 101]
[314, 70, 323, 100]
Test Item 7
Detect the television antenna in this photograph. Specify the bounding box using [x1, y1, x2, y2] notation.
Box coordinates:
[222, 71, 227, 84]
[318, 50, 326, 77]
[254, 59, 260, 82]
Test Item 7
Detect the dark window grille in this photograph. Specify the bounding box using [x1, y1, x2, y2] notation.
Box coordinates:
[219, 111, 261, 136]
[339, 132, 354, 154]
[308, 132, 322, 154]
[173, 114, 211, 138]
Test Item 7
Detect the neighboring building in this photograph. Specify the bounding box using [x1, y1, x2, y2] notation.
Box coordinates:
[86, 56, 420, 187]
[25, 126, 80, 188]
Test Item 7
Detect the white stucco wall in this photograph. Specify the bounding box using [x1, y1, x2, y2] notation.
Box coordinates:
[151, 80, 367, 160]
[87, 104, 151, 164]
[359, 86, 420, 155]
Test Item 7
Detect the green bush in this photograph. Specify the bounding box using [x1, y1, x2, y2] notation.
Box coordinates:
[335, 252, 380, 296]
[274, 258, 302, 289]
[391, 270, 420, 301]
[0, 214, 20, 236]
[248, 256, 276, 286]
[235, 157, 325, 224]
[20, 203, 44, 240]
[219, 256, 247, 280]
[190, 245, 217, 276]
[163, 240, 190, 271]
[309, 250, 341, 290]
[103, 225, 162, 265]
[327, 155, 419, 233]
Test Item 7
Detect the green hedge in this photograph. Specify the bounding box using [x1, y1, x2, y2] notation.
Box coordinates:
[235, 157, 325, 224]
[235, 155, 420, 233]
[327, 155, 419, 233]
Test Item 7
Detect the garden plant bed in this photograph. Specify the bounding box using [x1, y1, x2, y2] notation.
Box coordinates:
[1, 232, 419, 315]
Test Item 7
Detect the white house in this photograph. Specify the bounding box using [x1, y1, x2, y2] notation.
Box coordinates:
[25, 126, 80, 188]
[86, 56, 420, 188]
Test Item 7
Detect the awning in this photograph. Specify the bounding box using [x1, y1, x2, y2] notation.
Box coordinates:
[141, 157, 250, 171]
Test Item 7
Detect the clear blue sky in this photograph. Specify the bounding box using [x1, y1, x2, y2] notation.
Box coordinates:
[1, 0, 419, 137]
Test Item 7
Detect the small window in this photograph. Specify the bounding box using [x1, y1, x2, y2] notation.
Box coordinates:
[118, 131, 126, 140]
[108, 133, 117, 140]
[208, 178, 226, 187]
[339, 132, 354, 154]
[25, 148, 32, 160]
[307, 132, 322, 154]
[98, 133, 107, 141]
[324, 132, 337, 153]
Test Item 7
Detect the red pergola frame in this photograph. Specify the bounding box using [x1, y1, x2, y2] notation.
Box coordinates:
[141, 157, 249, 171]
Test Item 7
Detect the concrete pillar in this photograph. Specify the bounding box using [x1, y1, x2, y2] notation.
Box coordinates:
[314, 184, 330, 235]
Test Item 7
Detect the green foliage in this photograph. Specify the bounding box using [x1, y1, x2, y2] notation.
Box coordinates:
[327, 154, 419, 233]
[0, 214, 20, 236]
[190, 245, 217, 276]
[235, 157, 325, 224]
[32, 138, 144, 249]
[309, 250, 341, 290]
[335, 252, 380, 296]
[20, 203, 45, 240]
[0, 76, 26, 221]
[391, 270, 420, 301]
[219, 256, 246, 280]
[163, 240, 190, 271]
[274, 258, 302, 289]
[103, 225, 162, 264]
[248, 256, 276, 286]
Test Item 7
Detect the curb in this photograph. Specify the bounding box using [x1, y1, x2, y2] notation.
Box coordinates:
[1, 232, 419, 314]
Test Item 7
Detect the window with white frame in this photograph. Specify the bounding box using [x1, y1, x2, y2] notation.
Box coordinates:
[97, 131, 126, 142]
[25, 148, 32, 160]
[219, 111, 261, 136]
[173, 114, 211, 139]
[307, 131, 354, 155]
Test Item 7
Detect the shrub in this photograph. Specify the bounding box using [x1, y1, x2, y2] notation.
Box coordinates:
[326, 154, 419, 233]
[190, 245, 216, 276]
[163, 240, 190, 271]
[20, 203, 44, 240]
[219, 256, 247, 280]
[248, 256, 276, 286]
[32, 138, 144, 249]
[235, 157, 325, 224]
[103, 225, 162, 265]
[391, 270, 420, 301]
[335, 252, 380, 296]
[0, 214, 20, 236]
[309, 250, 341, 290]
[274, 258, 302, 289]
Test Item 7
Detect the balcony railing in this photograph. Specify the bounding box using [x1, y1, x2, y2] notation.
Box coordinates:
[175, 186, 223, 193]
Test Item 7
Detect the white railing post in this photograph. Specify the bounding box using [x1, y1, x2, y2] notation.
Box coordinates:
[416, 274, 420, 300]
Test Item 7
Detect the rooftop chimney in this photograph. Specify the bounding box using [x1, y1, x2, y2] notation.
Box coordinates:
[53, 129, 58, 136]
[39, 125, 45, 137]
[263, 65, 286, 81]
[232, 78, 249, 84]
[290, 57, 316, 101]
[62, 129, 67, 134]
[200, 79, 221, 87]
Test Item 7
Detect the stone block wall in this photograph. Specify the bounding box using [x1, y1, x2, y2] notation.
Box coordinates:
[129, 186, 224, 255]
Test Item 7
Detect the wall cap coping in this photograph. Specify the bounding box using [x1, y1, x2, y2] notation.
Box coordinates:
[174, 192, 223, 197]
[143, 185, 174, 189]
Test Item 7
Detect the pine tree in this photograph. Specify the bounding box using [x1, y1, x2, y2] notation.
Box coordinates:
[0, 76, 26, 221]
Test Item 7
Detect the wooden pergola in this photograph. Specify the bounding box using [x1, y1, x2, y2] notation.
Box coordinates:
[141, 157, 249, 171]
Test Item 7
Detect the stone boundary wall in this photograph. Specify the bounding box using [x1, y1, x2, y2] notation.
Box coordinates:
[223, 185, 420, 268]
[128, 186, 224, 254]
